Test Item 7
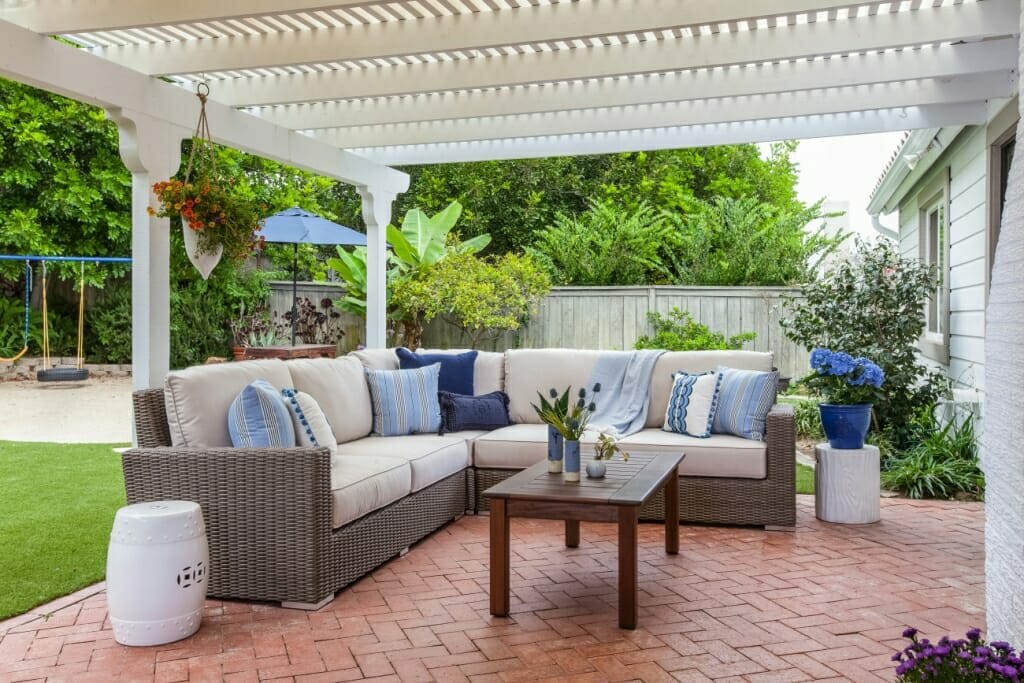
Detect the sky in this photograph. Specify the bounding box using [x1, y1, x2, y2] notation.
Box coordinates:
[761, 131, 906, 238]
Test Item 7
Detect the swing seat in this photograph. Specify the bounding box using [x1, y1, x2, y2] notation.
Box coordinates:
[38, 367, 90, 382]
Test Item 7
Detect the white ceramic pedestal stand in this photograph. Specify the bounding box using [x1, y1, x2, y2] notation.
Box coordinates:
[106, 500, 209, 646]
[814, 444, 881, 524]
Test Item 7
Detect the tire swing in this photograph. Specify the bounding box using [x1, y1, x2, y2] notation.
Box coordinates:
[0, 259, 31, 363]
[37, 261, 90, 383]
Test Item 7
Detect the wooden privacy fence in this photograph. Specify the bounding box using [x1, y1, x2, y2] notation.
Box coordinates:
[268, 283, 810, 379]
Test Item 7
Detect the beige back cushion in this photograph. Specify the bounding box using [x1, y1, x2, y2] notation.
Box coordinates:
[349, 348, 398, 370]
[646, 351, 774, 427]
[417, 348, 505, 394]
[164, 359, 293, 447]
[505, 349, 602, 423]
[349, 348, 505, 394]
[285, 357, 373, 443]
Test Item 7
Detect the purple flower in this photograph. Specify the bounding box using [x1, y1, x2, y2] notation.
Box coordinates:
[993, 642, 1012, 651]
[903, 627, 919, 639]
[976, 646, 992, 657]
[891, 652, 903, 662]
[967, 628, 982, 641]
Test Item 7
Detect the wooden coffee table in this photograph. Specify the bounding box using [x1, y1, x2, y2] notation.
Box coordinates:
[483, 451, 684, 629]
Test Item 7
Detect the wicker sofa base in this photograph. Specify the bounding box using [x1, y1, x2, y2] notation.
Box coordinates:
[473, 466, 795, 528]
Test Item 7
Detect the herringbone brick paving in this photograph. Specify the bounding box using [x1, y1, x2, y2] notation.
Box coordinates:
[0, 496, 984, 682]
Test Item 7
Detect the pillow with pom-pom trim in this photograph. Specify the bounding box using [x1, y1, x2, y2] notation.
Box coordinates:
[281, 389, 338, 456]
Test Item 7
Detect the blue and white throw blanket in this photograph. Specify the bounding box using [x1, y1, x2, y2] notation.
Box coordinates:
[586, 349, 665, 437]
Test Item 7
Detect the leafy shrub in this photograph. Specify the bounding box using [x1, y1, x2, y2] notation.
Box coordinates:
[393, 250, 550, 349]
[635, 307, 755, 351]
[881, 407, 982, 500]
[668, 196, 845, 286]
[88, 284, 132, 364]
[529, 200, 676, 285]
[785, 398, 823, 440]
[782, 240, 948, 448]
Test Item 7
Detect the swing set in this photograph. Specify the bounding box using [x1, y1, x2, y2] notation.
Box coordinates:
[1, 255, 131, 382]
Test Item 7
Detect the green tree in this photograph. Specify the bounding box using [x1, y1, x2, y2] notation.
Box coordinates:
[669, 196, 843, 286]
[635, 308, 756, 351]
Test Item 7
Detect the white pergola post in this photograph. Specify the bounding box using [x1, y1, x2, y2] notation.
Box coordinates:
[108, 109, 187, 390]
[981, 4, 1024, 645]
[358, 187, 395, 349]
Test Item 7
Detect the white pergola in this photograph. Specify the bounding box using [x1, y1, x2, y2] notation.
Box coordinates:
[1, 0, 1022, 642]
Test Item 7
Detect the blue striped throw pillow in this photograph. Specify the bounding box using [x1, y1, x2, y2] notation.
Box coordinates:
[712, 367, 778, 441]
[663, 371, 723, 438]
[365, 364, 442, 436]
[227, 379, 296, 448]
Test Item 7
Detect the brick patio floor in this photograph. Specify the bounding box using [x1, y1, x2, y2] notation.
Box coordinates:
[0, 496, 984, 683]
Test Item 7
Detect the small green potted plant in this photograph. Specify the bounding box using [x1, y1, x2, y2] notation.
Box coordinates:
[587, 432, 629, 479]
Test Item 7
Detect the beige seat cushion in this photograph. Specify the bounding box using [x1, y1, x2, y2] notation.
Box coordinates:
[472, 424, 600, 469]
[285, 357, 373, 443]
[164, 359, 293, 447]
[618, 429, 767, 479]
[338, 434, 470, 492]
[330, 455, 411, 528]
[504, 349, 603, 424]
[646, 351, 774, 428]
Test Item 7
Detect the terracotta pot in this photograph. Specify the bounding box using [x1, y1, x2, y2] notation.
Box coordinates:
[231, 346, 248, 361]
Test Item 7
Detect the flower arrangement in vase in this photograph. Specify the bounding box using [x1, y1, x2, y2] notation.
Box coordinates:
[532, 384, 601, 482]
[532, 388, 570, 473]
[586, 432, 629, 479]
[803, 348, 885, 449]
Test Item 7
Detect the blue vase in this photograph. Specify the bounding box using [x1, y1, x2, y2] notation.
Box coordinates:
[547, 425, 563, 473]
[563, 440, 581, 482]
[819, 403, 872, 449]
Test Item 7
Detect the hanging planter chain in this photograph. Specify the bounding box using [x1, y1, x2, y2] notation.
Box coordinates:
[184, 82, 216, 184]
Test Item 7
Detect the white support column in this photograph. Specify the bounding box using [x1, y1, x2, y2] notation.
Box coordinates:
[107, 109, 187, 390]
[358, 186, 396, 349]
[981, 7, 1024, 645]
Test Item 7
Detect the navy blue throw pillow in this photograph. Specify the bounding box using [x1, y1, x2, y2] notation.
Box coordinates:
[438, 391, 510, 435]
[396, 348, 478, 395]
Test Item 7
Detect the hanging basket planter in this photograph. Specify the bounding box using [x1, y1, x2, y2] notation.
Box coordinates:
[148, 83, 259, 279]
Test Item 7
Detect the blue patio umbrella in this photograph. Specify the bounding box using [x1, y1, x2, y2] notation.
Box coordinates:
[259, 207, 367, 345]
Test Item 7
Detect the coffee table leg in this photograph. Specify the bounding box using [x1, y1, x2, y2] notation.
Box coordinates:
[618, 506, 638, 629]
[490, 499, 510, 617]
[665, 473, 679, 555]
[565, 519, 580, 548]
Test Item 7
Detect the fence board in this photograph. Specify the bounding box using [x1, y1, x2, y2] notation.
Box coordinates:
[268, 283, 810, 378]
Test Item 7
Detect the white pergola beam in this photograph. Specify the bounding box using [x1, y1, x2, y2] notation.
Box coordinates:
[352, 103, 990, 166]
[249, 39, 1019, 130]
[212, 0, 1019, 106]
[310, 73, 1017, 148]
[0, 0, 397, 34]
[84, 0, 891, 77]
[0, 19, 408, 194]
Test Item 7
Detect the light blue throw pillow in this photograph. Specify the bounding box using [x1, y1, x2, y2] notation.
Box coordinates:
[712, 367, 778, 441]
[663, 371, 723, 438]
[365, 364, 442, 436]
[227, 379, 295, 448]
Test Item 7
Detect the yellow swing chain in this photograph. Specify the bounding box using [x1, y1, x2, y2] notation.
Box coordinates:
[40, 261, 50, 370]
[77, 262, 85, 370]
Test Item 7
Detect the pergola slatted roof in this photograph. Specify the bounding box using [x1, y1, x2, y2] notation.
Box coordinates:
[2, 0, 1016, 165]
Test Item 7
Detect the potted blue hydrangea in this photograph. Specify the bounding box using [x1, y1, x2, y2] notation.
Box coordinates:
[804, 348, 884, 449]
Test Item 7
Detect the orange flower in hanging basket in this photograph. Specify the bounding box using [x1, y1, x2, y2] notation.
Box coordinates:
[149, 84, 260, 264]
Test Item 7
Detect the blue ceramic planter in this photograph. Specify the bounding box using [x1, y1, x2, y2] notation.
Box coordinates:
[547, 425, 563, 473]
[563, 439, 581, 482]
[819, 403, 872, 449]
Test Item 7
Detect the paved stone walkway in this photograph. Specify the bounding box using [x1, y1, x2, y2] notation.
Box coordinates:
[0, 496, 984, 682]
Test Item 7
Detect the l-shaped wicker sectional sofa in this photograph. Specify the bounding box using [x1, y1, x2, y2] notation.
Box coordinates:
[126, 347, 795, 608]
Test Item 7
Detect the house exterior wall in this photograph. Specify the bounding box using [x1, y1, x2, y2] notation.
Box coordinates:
[896, 126, 988, 391]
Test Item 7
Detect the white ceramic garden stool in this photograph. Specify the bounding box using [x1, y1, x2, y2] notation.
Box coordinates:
[815, 444, 881, 524]
[106, 500, 209, 646]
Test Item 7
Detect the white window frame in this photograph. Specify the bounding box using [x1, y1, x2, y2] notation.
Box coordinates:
[918, 171, 950, 364]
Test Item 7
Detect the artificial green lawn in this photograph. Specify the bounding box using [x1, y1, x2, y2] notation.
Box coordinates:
[796, 463, 815, 495]
[0, 441, 126, 619]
